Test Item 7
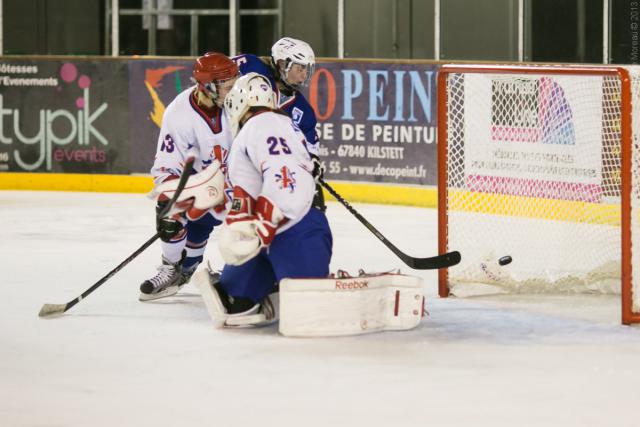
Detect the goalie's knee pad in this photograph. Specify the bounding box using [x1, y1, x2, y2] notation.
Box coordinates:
[278, 272, 425, 337]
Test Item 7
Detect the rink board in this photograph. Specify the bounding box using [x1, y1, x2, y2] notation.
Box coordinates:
[0, 172, 438, 208]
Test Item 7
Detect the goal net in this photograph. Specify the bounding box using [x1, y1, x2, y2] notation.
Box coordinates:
[437, 64, 640, 324]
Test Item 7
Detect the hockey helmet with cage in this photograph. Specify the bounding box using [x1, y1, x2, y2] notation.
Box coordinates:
[192, 52, 239, 102]
[271, 37, 315, 90]
[224, 72, 276, 137]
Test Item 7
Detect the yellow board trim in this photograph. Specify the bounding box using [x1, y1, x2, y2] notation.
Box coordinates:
[1, 173, 619, 224]
[0, 173, 439, 208]
[325, 181, 437, 208]
[0, 173, 155, 193]
[449, 189, 621, 226]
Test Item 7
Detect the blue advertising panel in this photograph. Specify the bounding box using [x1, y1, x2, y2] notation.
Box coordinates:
[0, 57, 440, 188]
[304, 61, 439, 186]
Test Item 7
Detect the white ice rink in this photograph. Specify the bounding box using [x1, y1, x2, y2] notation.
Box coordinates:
[2, 190, 640, 427]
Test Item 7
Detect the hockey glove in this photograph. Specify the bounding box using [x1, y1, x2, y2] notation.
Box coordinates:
[310, 153, 325, 184]
[155, 200, 187, 242]
[218, 189, 286, 266]
[310, 154, 327, 212]
[253, 195, 285, 247]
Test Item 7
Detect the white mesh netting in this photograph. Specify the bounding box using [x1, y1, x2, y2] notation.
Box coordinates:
[442, 67, 639, 315]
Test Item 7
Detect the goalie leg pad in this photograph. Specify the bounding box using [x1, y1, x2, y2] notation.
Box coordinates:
[193, 266, 279, 328]
[278, 274, 425, 337]
[193, 268, 228, 328]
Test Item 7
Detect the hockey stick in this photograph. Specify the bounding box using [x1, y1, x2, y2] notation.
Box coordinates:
[319, 179, 461, 270]
[38, 157, 195, 317]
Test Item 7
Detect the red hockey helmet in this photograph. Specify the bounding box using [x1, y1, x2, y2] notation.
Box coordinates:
[192, 52, 239, 101]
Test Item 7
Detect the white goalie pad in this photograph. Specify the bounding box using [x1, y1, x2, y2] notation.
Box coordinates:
[279, 273, 425, 337]
[192, 268, 227, 328]
[149, 160, 225, 218]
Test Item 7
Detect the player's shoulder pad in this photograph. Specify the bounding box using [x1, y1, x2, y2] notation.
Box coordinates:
[160, 89, 194, 128]
[163, 87, 192, 115]
[289, 95, 317, 127]
[294, 93, 314, 112]
[233, 53, 273, 77]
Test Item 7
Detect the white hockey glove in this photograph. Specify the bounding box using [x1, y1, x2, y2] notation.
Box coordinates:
[150, 160, 226, 221]
[218, 187, 287, 265]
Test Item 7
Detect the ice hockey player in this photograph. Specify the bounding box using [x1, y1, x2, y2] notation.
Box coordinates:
[139, 52, 239, 301]
[233, 37, 326, 211]
[192, 72, 333, 328]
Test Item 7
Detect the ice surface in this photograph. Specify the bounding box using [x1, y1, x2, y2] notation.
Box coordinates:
[2, 191, 640, 427]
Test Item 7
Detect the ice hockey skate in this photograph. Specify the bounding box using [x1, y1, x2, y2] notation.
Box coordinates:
[193, 266, 278, 328]
[139, 257, 194, 301]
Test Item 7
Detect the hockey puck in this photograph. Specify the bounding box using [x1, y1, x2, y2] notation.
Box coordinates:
[498, 255, 512, 266]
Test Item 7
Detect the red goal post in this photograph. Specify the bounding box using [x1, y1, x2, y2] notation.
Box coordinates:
[436, 64, 639, 325]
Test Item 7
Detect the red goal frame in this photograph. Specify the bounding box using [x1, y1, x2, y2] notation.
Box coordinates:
[436, 64, 638, 325]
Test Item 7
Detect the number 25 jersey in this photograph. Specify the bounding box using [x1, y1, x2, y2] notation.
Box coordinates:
[227, 111, 315, 233]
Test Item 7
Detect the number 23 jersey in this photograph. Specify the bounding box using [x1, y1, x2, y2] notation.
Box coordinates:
[227, 111, 315, 233]
[151, 86, 232, 186]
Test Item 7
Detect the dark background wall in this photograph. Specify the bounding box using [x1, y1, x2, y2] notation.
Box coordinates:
[4, 0, 104, 55]
[526, 0, 603, 63]
[2, 0, 639, 64]
[440, 0, 518, 61]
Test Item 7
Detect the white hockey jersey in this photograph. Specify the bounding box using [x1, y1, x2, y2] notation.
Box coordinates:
[227, 111, 315, 233]
[151, 87, 234, 219]
[151, 86, 233, 184]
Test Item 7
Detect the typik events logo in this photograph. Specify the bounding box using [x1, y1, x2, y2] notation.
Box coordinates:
[0, 62, 109, 171]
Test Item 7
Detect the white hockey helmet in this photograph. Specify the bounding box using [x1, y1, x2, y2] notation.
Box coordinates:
[271, 37, 315, 90]
[224, 72, 276, 137]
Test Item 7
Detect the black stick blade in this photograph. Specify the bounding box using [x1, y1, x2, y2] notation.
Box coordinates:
[38, 303, 68, 317]
[408, 250, 461, 270]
